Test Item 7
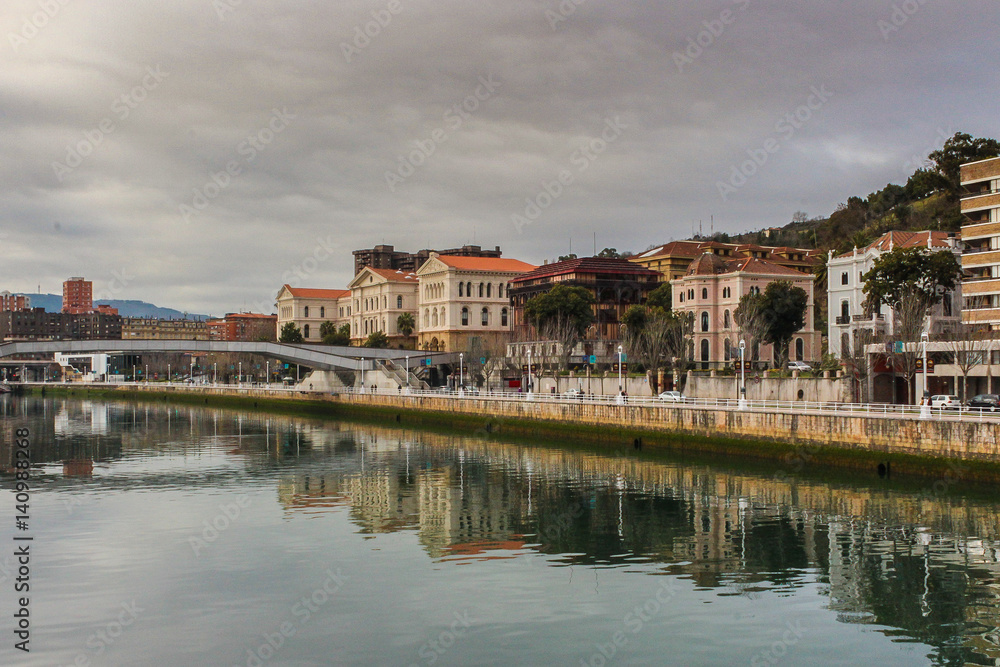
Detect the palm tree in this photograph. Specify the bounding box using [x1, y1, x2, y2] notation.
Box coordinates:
[397, 312, 415, 337]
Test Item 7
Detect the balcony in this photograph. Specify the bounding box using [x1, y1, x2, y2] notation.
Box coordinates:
[835, 315, 850, 325]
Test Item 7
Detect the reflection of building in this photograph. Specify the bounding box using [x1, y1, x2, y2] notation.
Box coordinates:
[415, 253, 535, 352]
[672, 253, 820, 367]
[123, 317, 209, 340]
[274, 286, 351, 343]
[509, 257, 660, 340]
[206, 313, 277, 342]
[827, 231, 961, 357]
[961, 157, 1000, 328]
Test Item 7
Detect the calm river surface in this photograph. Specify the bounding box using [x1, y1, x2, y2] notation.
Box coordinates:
[2, 395, 1000, 666]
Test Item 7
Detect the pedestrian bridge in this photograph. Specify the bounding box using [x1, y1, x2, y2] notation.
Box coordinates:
[0, 340, 458, 372]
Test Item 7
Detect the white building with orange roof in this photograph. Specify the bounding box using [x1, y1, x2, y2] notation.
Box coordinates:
[275, 285, 352, 342]
[672, 253, 820, 369]
[826, 230, 961, 357]
[348, 266, 420, 347]
[415, 253, 536, 352]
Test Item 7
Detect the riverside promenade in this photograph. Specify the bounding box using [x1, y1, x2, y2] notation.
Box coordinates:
[26, 382, 1000, 476]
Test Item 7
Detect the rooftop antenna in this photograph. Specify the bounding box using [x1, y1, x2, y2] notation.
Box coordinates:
[711, 215, 714, 236]
[593, 232, 597, 256]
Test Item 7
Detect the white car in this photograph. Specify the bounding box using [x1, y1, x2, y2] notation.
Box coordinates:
[563, 388, 585, 398]
[658, 391, 684, 402]
[930, 394, 960, 410]
[787, 361, 812, 372]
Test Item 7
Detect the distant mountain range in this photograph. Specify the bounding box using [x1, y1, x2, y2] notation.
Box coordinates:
[23, 294, 211, 320]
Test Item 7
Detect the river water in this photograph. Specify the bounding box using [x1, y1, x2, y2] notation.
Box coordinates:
[1, 394, 999, 666]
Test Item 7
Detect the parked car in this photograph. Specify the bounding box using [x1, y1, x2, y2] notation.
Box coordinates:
[929, 395, 960, 410]
[968, 394, 1000, 411]
[787, 361, 812, 372]
[658, 390, 685, 402]
[563, 388, 585, 398]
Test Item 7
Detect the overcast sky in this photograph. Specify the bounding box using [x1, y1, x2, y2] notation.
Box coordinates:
[2, 0, 997, 315]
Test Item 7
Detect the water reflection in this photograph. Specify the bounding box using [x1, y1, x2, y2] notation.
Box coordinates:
[2, 394, 999, 665]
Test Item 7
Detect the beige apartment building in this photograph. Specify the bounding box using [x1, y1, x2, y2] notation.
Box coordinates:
[348, 267, 420, 347]
[415, 254, 536, 352]
[961, 157, 1000, 328]
[122, 318, 210, 340]
[672, 253, 820, 369]
[275, 286, 351, 342]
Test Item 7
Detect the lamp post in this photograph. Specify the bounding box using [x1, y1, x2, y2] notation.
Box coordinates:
[145, 364, 148, 384]
[238, 361, 242, 387]
[920, 331, 931, 419]
[527, 349, 532, 399]
[617, 344, 624, 405]
[132, 364, 136, 384]
[213, 362, 217, 385]
[266, 362, 269, 387]
[405, 355, 410, 394]
[738, 339, 747, 410]
[190, 357, 195, 384]
[361, 357, 365, 393]
[459, 353, 464, 396]
[167, 363, 171, 385]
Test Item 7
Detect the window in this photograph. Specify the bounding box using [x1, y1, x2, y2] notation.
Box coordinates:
[688, 289, 694, 300]
[795, 338, 804, 361]
[841, 272, 848, 285]
[467, 282, 472, 296]
[724, 310, 731, 329]
[701, 312, 709, 332]
[943, 293, 952, 317]
[700, 339, 710, 362]
[481, 307, 489, 326]
[397, 295, 403, 309]
[320, 306, 325, 318]
[498, 283, 504, 299]
[486, 283, 492, 298]
[702, 288, 708, 299]
[841, 301, 849, 320]
[459, 283, 464, 297]
[303, 324, 310, 338]
[501, 307, 508, 327]
[461, 307, 469, 326]
[479, 283, 484, 297]
[679, 293, 684, 303]
[382, 296, 387, 309]
[304, 306, 309, 318]
[724, 339, 731, 361]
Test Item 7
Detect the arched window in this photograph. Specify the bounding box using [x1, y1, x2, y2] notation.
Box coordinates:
[459, 282, 464, 297]
[320, 306, 324, 318]
[700, 339, 710, 362]
[479, 283, 484, 297]
[423, 310, 429, 328]
[701, 312, 709, 332]
[481, 307, 489, 326]
[467, 282, 472, 296]
[304, 306, 309, 318]
[501, 307, 508, 327]
[498, 283, 504, 299]
[679, 293, 684, 303]
[303, 324, 310, 339]
[431, 309, 439, 327]
[461, 307, 469, 326]
[724, 339, 732, 361]
[486, 283, 492, 298]
[795, 338, 804, 361]
[702, 288, 708, 300]
[382, 295, 387, 309]
[397, 295, 403, 309]
[724, 310, 731, 329]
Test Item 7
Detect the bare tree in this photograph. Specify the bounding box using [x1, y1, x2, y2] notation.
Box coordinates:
[840, 328, 875, 403]
[734, 293, 768, 366]
[886, 284, 932, 404]
[946, 323, 990, 404]
[480, 331, 514, 392]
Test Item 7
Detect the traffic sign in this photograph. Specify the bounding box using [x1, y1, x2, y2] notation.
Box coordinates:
[588, 355, 597, 364]
[480, 357, 486, 365]
[425, 359, 432, 366]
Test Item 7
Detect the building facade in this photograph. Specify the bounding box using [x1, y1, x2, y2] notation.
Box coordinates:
[672, 254, 820, 369]
[509, 257, 661, 340]
[62, 277, 93, 314]
[123, 318, 210, 340]
[348, 267, 420, 347]
[414, 254, 536, 352]
[631, 240, 820, 282]
[0, 291, 30, 312]
[352, 244, 503, 276]
[961, 157, 1000, 328]
[0, 309, 122, 341]
[275, 286, 351, 343]
[206, 313, 277, 342]
[827, 230, 962, 357]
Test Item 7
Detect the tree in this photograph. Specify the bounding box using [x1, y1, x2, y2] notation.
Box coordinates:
[760, 282, 809, 368]
[645, 283, 672, 311]
[623, 305, 692, 394]
[885, 285, 929, 404]
[279, 322, 303, 344]
[929, 132, 1000, 196]
[363, 331, 388, 348]
[479, 331, 513, 392]
[557, 253, 578, 262]
[597, 247, 621, 258]
[320, 321, 351, 346]
[947, 323, 989, 404]
[396, 312, 415, 338]
[840, 328, 875, 403]
[862, 247, 963, 314]
[734, 292, 768, 363]
[524, 284, 595, 338]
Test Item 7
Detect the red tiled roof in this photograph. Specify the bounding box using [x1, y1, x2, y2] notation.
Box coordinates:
[283, 286, 350, 299]
[834, 230, 955, 259]
[433, 256, 537, 273]
[511, 256, 661, 283]
[684, 253, 813, 278]
[634, 241, 703, 259]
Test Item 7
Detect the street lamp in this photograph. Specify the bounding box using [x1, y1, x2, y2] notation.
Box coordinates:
[361, 357, 365, 393]
[266, 361, 269, 387]
[213, 362, 217, 385]
[190, 357, 195, 384]
[167, 363, 171, 384]
[617, 344, 624, 405]
[145, 364, 148, 384]
[738, 339, 747, 410]
[920, 331, 931, 419]
[459, 353, 464, 396]
[238, 361, 242, 386]
[405, 355, 409, 394]
[527, 348, 533, 398]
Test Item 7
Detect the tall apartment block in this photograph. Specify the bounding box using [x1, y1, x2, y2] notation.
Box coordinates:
[62, 276, 93, 314]
[960, 157, 1000, 328]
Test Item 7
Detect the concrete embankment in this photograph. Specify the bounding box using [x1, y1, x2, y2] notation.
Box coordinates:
[23, 384, 1000, 482]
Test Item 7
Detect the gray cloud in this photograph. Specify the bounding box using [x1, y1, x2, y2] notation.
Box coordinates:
[1, 0, 997, 314]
